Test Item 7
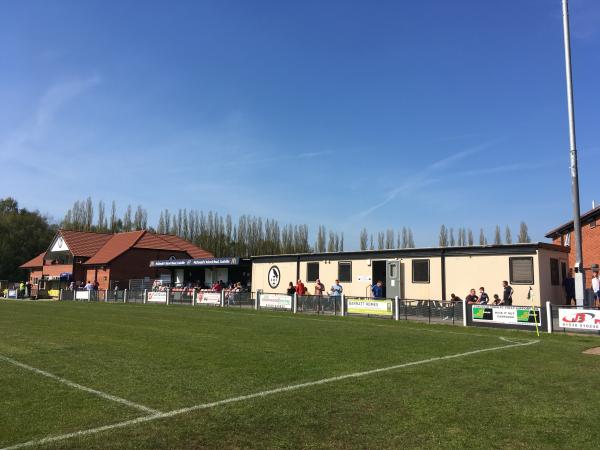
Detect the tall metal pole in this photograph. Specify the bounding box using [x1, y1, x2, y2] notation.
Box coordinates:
[562, 0, 585, 306]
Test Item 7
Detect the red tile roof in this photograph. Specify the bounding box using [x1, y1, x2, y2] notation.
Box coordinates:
[83, 230, 213, 265]
[155, 234, 214, 259]
[20, 252, 45, 269]
[60, 230, 113, 257]
[84, 230, 146, 265]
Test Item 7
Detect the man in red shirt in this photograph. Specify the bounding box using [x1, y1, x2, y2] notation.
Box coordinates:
[296, 279, 306, 296]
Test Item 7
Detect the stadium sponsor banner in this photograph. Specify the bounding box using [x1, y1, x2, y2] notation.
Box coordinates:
[75, 291, 90, 300]
[48, 289, 60, 297]
[147, 291, 167, 303]
[260, 293, 292, 310]
[347, 298, 393, 317]
[558, 309, 600, 330]
[471, 305, 540, 326]
[7, 289, 18, 298]
[197, 292, 221, 305]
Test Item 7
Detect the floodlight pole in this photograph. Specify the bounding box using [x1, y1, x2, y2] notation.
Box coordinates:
[562, 0, 585, 306]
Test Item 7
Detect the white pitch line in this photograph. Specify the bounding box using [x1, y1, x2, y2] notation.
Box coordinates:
[2, 338, 538, 450]
[0, 354, 161, 415]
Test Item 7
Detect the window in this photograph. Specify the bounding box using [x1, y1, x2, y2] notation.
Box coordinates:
[591, 221, 597, 229]
[564, 233, 571, 247]
[550, 258, 559, 286]
[338, 261, 352, 282]
[412, 259, 430, 283]
[561, 261, 567, 283]
[510, 257, 534, 284]
[306, 262, 319, 282]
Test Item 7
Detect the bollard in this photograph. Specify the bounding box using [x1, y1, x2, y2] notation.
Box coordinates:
[394, 296, 399, 321]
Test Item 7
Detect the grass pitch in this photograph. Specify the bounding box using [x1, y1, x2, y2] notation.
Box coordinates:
[1, 300, 599, 449]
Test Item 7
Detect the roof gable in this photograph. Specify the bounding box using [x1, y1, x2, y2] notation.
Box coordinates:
[20, 252, 45, 269]
[59, 230, 113, 257]
[84, 230, 146, 265]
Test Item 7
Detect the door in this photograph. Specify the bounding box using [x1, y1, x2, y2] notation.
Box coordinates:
[386, 260, 403, 299]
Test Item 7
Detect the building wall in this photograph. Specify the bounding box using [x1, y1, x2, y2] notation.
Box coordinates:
[105, 248, 190, 288]
[252, 249, 566, 306]
[445, 255, 538, 306]
[553, 224, 600, 288]
[537, 248, 570, 305]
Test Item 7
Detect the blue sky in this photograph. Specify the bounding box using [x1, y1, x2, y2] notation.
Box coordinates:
[1, 0, 599, 248]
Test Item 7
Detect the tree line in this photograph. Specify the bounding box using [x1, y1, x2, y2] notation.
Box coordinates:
[358, 227, 415, 250]
[60, 198, 346, 257]
[437, 222, 531, 247]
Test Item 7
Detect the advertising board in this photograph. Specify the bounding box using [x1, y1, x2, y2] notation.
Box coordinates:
[147, 291, 167, 303]
[347, 298, 393, 317]
[558, 308, 600, 330]
[471, 305, 540, 326]
[260, 293, 292, 310]
[197, 292, 221, 305]
[75, 290, 90, 300]
[7, 289, 18, 299]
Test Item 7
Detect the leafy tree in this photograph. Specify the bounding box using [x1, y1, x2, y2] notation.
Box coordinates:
[518, 221, 531, 243]
[439, 225, 448, 247]
[359, 228, 368, 251]
[494, 225, 502, 245]
[0, 198, 56, 281]
[505, 225, 512, 244]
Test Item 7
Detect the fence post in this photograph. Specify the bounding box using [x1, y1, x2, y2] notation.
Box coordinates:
[293, 292, 298, 314]
[192, 288, 197, 306]
[394, 296, 399, 321]
[59, 289, 63, 301]
[220, 290, 225, 307]
[143, 289, 147, 304]
[546, 301, 553, 334]
[166, 288, 170, 305]
[255, 291, 259, 310]
[341, 294, 345, 317]
[428, 300, 431, 324]
[462, 300, 467, 327]
[124, 289, 128, 303]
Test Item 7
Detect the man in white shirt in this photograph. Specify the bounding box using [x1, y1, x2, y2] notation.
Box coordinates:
[330, 279, 343, 296]
[593, 271, 600, 308]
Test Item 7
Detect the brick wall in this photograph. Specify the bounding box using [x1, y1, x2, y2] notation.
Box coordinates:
[553, 222, 600, 287]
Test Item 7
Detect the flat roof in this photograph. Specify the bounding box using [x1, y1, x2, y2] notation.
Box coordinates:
[251, 242, 567, 262]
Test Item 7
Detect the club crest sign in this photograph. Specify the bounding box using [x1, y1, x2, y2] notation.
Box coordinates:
[267, 266, 280, 289]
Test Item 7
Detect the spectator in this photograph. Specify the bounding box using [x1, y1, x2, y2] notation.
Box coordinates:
[212, 281, 223, 293]
[69, 281, 75, 291]
[287, 282, 296, 296]
[450, 293, 462, 302]
[25, 281, 32, 298]
[492, 294, 501, 305]
[93, 280, 99, 291]
[371, 280, 383, 299]
[502, 281, 513, 306]
[562, 269, 576, 305]
[113, 282, 119, 292]
[19, 281, 25, 298]
[478, 287, 489, 305]
[84, 280, 94, 291]
[330, 279, 343, 296]
[593, 270, 600, 308]
[465, 289, 478, 304]
[296, 279, 306, 296]
[314, 279, 325, 296]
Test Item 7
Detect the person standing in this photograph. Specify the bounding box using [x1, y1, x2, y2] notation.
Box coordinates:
[465, 289, 478, 304]
[314, 279, 325, 296]
[286, 282, 296, 296]
[330, 279, 343, 296]
[296, 279, 306, 296]
[478, 287, 489, 305]
[562, 269, 576, 305]
[502, 281, 513, 306]
[371, 281, 383, 299]
[593, 271, 600, 308]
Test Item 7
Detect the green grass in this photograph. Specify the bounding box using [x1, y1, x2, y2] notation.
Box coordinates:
[1, 300, 599, 449]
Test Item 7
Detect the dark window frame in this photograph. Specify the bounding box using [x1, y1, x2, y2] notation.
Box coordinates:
[338, 261, 352, 282]
[560, 261, 567, 284]
[412, 259, 430, 284]
[550, 258, 559, 286]
[509, 257, 534, 285]
[306, 262, 319, 282]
